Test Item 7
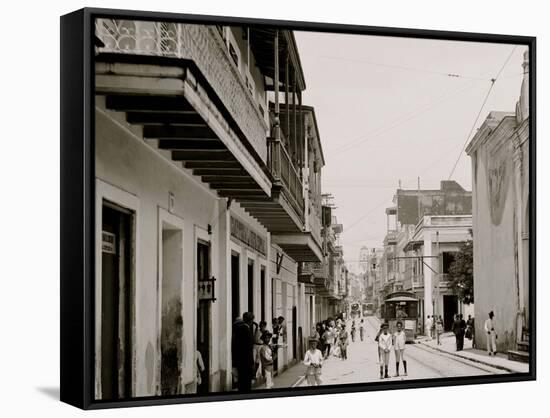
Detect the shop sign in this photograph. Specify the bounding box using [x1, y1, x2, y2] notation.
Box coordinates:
[102, 231, 116, 254]
[198, 277, 216, 302]
[230, 216, 267, 255]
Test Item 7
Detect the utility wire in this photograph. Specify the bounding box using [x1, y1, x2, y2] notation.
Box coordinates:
[447, 46, 518, 179]
[332, 80, 482, 157]
[319, 55, 490, 81]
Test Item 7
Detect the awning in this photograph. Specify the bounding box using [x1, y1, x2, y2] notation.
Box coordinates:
[385, 296, 418, 303]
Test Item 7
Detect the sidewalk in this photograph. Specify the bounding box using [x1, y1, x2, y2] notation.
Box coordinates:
[417, 332, 529, 374]
[270, 362, 307, 389]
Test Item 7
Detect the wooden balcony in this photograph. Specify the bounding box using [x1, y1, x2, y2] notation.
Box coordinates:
[95, 19, 269, 161]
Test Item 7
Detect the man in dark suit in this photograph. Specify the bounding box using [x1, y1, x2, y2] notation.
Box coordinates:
[232, 312, 255, 392]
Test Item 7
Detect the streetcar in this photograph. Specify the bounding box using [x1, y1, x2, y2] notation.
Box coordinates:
[381, 291, 419, 342]
[350, 302, 361, 318]
[362, 303, 374, 316]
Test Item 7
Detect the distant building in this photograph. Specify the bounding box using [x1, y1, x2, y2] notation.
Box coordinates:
[402, 215, 473, 331]
[377, 180, 472, 333]
[359, 246, 370, 274]
[466, 51, 530, 360]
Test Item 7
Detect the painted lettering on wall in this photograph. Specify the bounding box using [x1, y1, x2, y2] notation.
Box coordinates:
[102, 231, 116, 254]
[230, 216, 266, 255]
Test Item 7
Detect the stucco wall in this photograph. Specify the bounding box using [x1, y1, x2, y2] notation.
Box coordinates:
[470, 136, 519, 352]
[95, 100, 221, 396]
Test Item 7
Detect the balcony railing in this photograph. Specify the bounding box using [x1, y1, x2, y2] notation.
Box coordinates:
[95, 18, 269, 162]
[301, 261, 328, 278]
[268, 137, 304, 216]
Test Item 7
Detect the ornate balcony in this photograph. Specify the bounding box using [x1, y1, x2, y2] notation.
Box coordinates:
[95, 19, 269, 162]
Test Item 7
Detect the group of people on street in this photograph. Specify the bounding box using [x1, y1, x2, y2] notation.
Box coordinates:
[425, 315, 444, 344]
[311, 316, 366, 362]
[452, 314, 476, 351]
[303, 316, 369, 386]
[375, 321, 408, 379]
[231, 312, 287, 392]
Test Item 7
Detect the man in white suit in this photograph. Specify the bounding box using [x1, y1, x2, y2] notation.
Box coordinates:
[484, 311, 497, 356]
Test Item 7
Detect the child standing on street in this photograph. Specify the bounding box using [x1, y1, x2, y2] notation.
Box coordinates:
[378, 323, 392, 379]
[303, 338, 323, 386]
[359, 319, 365, 341]
[393, 321, 408, 377]
[259, 331, 274, 389]
[339, 324, 349, 360]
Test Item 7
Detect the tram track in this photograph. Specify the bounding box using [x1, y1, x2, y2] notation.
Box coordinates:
[363, 316, 501, 378]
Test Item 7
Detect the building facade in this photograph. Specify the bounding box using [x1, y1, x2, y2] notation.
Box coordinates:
[401, 215, 474, 331]
[94, 19, 324, 399]
[376, 181, 472, 333]
[465, 51, 530, 358]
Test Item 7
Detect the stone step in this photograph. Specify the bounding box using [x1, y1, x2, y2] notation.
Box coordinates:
[507, 349, 530, 363]
[517, 341, 529, 352]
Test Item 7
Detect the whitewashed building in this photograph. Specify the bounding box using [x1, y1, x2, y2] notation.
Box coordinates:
[93, 19, 324, 399]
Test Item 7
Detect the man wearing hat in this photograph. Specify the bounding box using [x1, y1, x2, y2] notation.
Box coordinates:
[484, 311, 497, 356]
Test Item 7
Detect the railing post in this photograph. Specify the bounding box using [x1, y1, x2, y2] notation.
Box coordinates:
[273, 30, 282, 181]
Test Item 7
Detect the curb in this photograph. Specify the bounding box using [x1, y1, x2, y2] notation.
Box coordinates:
[416, 341, 521, 373]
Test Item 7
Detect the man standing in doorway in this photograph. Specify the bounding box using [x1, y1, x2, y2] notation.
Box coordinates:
[232, 312, 255, 392]
[484, 311, 497, 356]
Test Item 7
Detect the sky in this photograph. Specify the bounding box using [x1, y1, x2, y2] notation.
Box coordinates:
[294, 31, 527, 273]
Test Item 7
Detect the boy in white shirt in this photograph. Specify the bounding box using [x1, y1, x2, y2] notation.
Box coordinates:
[303, 338, 323, 386]
[378, 323, 392, 379]
[393, 321, 408, 377]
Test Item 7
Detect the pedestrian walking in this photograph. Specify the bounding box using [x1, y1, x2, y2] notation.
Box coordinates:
[259, 331, 274, 389]
[393, 321, 408, 377]
[359, 319, 365, 341]
[484, 311, 498, 355]
[377, 323, 392, 379]
[435, 315, 444, 345]
[459, 314, 466, 350]
[339, 324, 349, 360]
[425, 315, 433, 340]
[350, 321, 356, 342]
[452, 314, 462, 351]
[303, 338, 323, 386]
[466, 315, 475, 348]
[231, 312, 255, 392]
[322, 325, 335, 359]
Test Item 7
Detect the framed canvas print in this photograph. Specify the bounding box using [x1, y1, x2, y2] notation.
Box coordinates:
[60, 7, 536, 410]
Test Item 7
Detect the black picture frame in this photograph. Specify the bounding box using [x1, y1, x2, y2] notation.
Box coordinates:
[60, 7, 536, 410]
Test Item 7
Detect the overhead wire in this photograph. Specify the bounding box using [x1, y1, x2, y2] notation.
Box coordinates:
[318, 55, 491, 81]
[447, 45, 518, 179]
[331, 80, 483, 157]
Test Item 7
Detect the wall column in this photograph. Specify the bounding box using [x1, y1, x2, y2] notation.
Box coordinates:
[423, 231, 434, 326]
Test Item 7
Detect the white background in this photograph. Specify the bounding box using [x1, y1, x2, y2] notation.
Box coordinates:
[0, 0, 546, 416]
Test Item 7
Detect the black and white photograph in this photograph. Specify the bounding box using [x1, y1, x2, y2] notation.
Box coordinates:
[88, 12, 533, 403]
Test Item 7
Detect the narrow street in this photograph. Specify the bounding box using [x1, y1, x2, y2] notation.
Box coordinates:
[292, 317, 505, 388]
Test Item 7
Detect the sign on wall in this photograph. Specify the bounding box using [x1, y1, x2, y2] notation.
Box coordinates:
[230, 216, 267, 255]
[102, 231, 116, 254]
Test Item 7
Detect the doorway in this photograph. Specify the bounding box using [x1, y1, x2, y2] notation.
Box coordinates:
[231, 252, 240, 322]
[196, 240, 211, 394]
[443, 295, 458, 331]
[101, 201, 134, 400]
[160, 220, 184, 396]
[247, 259, 254, 314]
[260, 267, 266, 322]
